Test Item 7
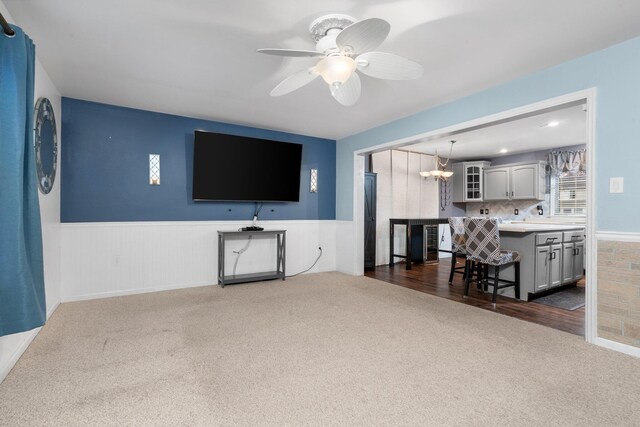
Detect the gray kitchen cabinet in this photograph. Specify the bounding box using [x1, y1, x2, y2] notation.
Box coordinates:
[534, 232, 563, 291]
[535, 246, 551, 292]
[452, 163, 464, 203]
[483, 161, 545, 201]
[561, 230, 585, 284]
[574, 241, 585, 280]
[483, 167, 510, 200]
[562, 243, 575, 283]
[452, 161, 490, 202]
[550, 244, 563, 287]
[511, 164, 540, 199]
[537, 244, 562, 290]
[499, 226, 585, 301]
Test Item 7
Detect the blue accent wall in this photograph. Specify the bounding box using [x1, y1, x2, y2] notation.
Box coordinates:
[337, 36, 640, 233]
[61, 98, 336, 222]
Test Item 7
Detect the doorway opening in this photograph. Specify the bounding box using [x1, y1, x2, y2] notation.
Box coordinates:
[355, 90, 596, 340]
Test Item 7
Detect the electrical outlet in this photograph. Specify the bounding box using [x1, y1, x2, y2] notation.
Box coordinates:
[514, 209, 519, 215]
[480, 209, 484, 214]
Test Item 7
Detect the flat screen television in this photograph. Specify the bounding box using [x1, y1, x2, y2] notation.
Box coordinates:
[192, 130, 303, 202]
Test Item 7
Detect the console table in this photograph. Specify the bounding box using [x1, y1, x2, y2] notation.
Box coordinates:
[389, 218, 449, 270]
[217, 230, 286, 287]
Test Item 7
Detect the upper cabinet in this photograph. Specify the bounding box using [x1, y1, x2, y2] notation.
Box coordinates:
[483, 161, 545, 201]
[452, 161, 491, 203]
[484, 167, 510, 200]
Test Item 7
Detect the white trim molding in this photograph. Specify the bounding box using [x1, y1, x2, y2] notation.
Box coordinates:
[61, 281, 214, 303]
[594, 337, 640, 358]
[595, 231, 640, 242]
[0, 301, 60, 384]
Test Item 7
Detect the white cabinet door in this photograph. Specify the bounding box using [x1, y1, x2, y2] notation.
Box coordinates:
[511, 164, 538, 199]
[535, 246, 550, 292]
[484, 168, 510, 200]
[573, 241, 585, 281]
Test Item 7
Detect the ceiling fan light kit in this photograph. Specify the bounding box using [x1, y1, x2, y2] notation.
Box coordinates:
[316, 55, 356, 85]
[258, 14, 424, 106]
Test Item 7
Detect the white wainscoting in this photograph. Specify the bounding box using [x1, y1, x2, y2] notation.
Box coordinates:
[61, 220, 336, 301]
[335, 220, 357, 275]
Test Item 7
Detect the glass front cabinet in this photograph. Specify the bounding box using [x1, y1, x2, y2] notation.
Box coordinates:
[452, 161, 491, 203]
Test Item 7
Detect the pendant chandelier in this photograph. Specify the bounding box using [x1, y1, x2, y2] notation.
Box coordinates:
[419, 140, 455, 181]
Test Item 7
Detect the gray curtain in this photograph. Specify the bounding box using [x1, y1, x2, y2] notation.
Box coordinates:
[546, 149, 586, 177]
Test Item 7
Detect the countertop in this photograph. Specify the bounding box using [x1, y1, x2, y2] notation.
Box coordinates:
[498, 223, 585, 233]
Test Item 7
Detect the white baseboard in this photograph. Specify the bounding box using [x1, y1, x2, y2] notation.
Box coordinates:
[594, 337, 640, 358]
[0, 329, 40, 384]
[0, 300, 61, 384]
[47, 301, 60, 319]
[61, 280, 214, 302]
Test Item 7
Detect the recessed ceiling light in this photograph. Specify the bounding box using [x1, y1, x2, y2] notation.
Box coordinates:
[499, 148, 508, 154]
[546, 120, 560, 127]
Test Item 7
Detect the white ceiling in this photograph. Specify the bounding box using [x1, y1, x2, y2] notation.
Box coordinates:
[404, 104, 587, 159]
[5, 0, 640, 140]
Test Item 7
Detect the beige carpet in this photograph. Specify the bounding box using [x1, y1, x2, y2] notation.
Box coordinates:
[1, 272, 639, 426]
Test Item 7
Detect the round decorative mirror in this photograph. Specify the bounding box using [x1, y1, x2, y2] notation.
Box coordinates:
[34, 97, 58, 194]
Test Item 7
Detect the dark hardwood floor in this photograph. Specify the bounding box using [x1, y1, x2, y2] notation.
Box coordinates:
[365, 258, 585, 336]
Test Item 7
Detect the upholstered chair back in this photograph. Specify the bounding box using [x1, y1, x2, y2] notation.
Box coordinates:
[448, 217, 467, 254]
[464, 217, 501, 263]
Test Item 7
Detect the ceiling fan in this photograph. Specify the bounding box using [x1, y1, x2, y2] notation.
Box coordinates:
[257, 14, 424, 106]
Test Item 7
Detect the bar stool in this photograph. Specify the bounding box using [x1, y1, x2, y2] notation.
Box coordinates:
[448, 217, 468, 285]
[463, 217, 521, 307]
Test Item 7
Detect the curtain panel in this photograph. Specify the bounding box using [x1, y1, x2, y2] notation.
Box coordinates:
[0, 26, 46, 336]
[546, 149, 586, 177]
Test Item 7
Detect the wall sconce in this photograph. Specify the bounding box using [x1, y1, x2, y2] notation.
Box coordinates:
[310, 168, 318, 193]
[149, 154, 160, 185]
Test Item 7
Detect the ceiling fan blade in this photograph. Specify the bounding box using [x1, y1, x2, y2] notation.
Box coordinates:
[257, 48, 324, 57]
[330, 73, 361, 106]
[356, 52, 424, 80]
[336, 18, 390, 54]
[270, 68, 318, 97]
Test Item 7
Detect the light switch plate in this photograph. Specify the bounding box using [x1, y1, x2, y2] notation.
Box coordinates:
[609, 177, 624, 193]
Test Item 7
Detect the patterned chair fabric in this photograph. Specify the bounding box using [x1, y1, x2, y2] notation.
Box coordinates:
[464, 217, 521, 266]
[448, 217, 467, 255]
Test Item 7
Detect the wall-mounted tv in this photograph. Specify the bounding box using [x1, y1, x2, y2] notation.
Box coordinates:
[192, 130, 303, 202]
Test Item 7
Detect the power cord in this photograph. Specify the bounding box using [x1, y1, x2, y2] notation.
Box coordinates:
[286, 247, 322, 278]
[253, 202, 264, 225]
[232, 235, 253, 277]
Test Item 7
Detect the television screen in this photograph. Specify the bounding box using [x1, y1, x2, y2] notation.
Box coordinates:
[192, 130, 303, 202]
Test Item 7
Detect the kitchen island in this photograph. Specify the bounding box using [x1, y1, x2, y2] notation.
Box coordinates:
[494, 223, 585, 301]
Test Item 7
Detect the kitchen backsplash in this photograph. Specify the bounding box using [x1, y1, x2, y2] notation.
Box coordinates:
[464, 195, 551, 221]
